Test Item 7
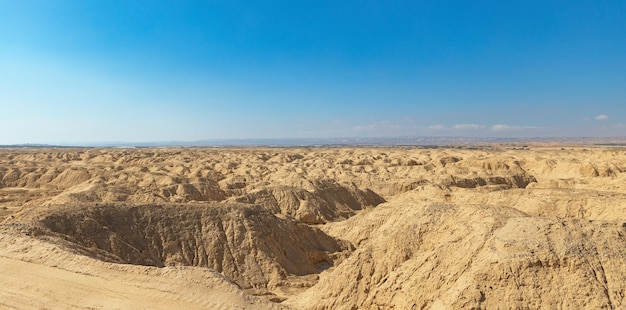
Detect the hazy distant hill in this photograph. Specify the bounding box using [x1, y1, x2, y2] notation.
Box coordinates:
[2, 136, 626, 148]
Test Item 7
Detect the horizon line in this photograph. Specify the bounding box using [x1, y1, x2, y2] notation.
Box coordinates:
[3, 136, 626, 148]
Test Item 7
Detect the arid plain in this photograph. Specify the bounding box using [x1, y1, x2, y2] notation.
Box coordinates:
[1, 146, 626, 309]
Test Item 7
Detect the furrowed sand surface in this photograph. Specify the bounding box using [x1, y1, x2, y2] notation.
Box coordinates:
[1, 146, 626, 309]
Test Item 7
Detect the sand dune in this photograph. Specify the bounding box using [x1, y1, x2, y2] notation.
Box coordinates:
[1, 146, 626, 308]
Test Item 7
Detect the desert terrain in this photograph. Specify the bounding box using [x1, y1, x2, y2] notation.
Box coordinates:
[1, 146, 625, 309]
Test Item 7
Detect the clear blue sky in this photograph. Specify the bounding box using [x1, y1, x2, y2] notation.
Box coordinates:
[1, 0, 625, 144]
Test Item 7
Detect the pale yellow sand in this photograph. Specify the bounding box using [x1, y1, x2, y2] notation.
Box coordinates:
[1, 146, 625, 309]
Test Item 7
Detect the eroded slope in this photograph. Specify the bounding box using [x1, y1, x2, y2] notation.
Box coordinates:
[13, 202, 351, 299]
[2, 146, 626, 309]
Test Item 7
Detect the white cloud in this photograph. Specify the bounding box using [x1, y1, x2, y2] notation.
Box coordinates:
[451, 124, 485, 130]
[490, 124, 543, 131]
[428, 124, 445, 130]
[595, 114, 609, 121]
[491, 124, 515, 131]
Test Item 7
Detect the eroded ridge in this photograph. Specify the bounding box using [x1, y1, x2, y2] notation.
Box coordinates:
[31, 202, 352, 297]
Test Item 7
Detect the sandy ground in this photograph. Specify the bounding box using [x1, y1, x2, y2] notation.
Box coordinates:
[1, 146, 625, 309]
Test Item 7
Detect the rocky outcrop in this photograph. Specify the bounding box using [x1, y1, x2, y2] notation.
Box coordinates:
[231, 181, 385, 224]
[289, 201, 626, 309]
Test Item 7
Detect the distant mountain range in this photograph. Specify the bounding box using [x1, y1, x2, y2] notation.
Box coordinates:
[2, 136, 626, 148]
